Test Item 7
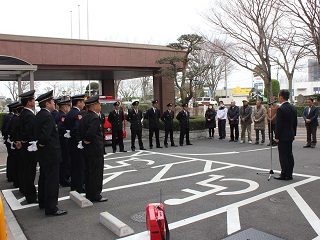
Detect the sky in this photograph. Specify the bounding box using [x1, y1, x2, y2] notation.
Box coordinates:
[0, 0, 305, 99]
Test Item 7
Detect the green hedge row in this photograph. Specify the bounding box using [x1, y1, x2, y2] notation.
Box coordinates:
[0, 113, 7, 132]
[143, 115, 206, 131]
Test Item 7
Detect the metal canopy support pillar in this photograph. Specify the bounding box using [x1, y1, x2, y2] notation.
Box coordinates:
[17, 76, 22, 96]
[29, 71, 34, 90]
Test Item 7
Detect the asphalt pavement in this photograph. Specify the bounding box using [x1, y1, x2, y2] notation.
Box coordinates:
[1, 127, 320, 240]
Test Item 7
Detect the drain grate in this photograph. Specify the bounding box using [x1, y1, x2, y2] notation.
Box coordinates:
[222, 228, 284, 240]
[131, 211, 146, 223]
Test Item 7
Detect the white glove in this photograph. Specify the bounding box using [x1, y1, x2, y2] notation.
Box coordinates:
[77, 141, 84, 149]
[64, 130, 71, 138]
[27, 141, 38, 152]
[7, 138, 15, 150]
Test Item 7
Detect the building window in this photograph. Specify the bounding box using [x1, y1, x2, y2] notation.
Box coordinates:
[314, 87, 320, 94]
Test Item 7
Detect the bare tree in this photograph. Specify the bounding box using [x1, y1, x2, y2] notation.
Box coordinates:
[270, 27, 309, 102]
[204, 0, 282, 100]
[139, 76, 153, 102]
[279, 0, 320, 65]
[118, 79, 140, 101]
[5, 81, 40, 101]
[114, 80, 122, 99]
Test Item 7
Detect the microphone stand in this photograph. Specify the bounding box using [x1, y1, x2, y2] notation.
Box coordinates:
[257, 102, 275, 181]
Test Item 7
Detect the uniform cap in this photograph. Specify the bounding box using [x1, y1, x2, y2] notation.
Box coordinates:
[166, 103, 173, 107]
[19, 90, 35, 99]
[152, 100, 158, 104]
[132, 101, 139, 106]
[84, 95, 99, 105]
[54, 97, 62, 104]
[57, 99, 71, 106]
[36, 90, 54, 103]
[182, 103, 188, 107]
[7, 101, 19, 108]
[70, 94, 85, 100]
[114, 101, 120, 106]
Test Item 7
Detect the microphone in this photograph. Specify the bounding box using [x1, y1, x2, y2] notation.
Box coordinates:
[268, 101, 277, 105]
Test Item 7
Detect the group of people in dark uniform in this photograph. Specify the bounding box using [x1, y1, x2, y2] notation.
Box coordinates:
[2, 90, 108, 217]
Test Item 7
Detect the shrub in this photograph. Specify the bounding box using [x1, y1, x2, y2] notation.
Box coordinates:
[143, 115, 206, 131]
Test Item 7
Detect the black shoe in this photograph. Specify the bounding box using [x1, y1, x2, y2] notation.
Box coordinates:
[91, 197, 108, 203]
[156, 146, 163, 148]
[303, 145, 311, 148]
[113, 150, 116, 153]
[131, 148, 135, 151]
[274, 176, 292, 180]
[46, 209, 68, 216]
[186, 143, 193, 145]
[234, 139, 238, 142]
[150, 146, 153, 149]
[120, 150, 127, 152]
[254, 141, 259, 145]
[229, 139, 234, 142]
[218, 137, 222, 140]
[140, 148, 146, 150]
[164, 144, 168, 148]
[180, 144, 183, 146]
[171, 144, 177, 147]
[311, 145, 316, 148]
[27, 199, 39, 204]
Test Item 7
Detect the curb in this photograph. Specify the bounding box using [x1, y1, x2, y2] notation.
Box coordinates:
[0, 192, 27, 240]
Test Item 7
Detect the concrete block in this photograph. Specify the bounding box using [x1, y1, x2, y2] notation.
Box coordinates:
[69, 191, 93, 208]
[100, 211, 134, 237]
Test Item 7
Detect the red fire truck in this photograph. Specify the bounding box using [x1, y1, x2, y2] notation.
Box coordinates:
[99, 96, 127, 143]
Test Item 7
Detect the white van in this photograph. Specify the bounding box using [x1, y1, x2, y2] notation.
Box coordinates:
[195, 97, 218, 106]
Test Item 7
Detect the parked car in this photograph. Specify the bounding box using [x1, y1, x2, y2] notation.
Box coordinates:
[195, 97, 218, 106]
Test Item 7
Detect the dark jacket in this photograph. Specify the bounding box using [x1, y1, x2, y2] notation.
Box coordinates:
[176, 110, 190, 129]
[161, 110, 175, 130]
[127, 108, 143, 131]
[302, 105, 319, 127]
[239, 105, 252, 124]
[18, 108, 35, 142]
[2, 112, 14, 140]
[65, 107, 82, 142]
[55, 110, 67, 137]
[205, 109, 216, 128]
[34, 109, 62, 165]
[108, 110, 124, 131]
[145, 107, 161, 129]
[79, 110, 104, 156]
[275, 102, 297, 142]
[227, 106, 240, 125]
[10, 114, 20, 142]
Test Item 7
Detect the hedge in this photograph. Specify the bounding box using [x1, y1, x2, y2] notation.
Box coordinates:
[143, 115, 206, 131]
[0, 113, 7, 132]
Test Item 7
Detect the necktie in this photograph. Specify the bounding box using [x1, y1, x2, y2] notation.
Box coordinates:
[135, 110, 138, 114]
[308, 107, 311, 115]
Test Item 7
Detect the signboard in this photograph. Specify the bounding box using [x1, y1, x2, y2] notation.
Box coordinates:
[231, 86, 251, 95]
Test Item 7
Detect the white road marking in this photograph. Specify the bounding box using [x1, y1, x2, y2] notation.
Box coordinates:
[227, 207, 241, 235]
[217, 178, 259, 195]
[150, 164, 174, 182]
[287, 187, 320, 237]
[103, 170, 137, 185]
[119, 177, 320, 239]
[204, 161, 214, 171]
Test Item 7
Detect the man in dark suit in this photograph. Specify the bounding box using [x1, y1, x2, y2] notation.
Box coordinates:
[79, 95, 108, 203]
[34, 90, 68, 216]
[161, 103, 177, 147]
[274, 89, 297, 180]
[2, 102, 18, 182]
[127, 101, 146, 151]
[108, 101, 127, 153]
[9, 103, 23, 188]
[16, 90, 38, 203]
[51, 97, 61, 118]
[65, 94, 86, 193]
[227, 101, 240, 142]
[176, 103, 192, 146]
[145, 100, 162, 149]
[55, 99, 71, 187]
[302, 98, 319, 148]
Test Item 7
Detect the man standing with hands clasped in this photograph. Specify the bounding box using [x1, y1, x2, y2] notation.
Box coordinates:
[302, 98, 319, 148]
[274, 89, 297, 180]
